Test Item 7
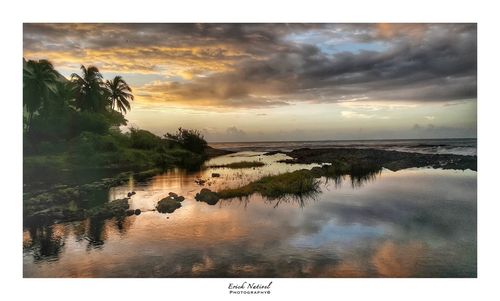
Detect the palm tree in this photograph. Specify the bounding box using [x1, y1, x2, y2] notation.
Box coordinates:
[71, 65, 108, 112]
[23, 59, 58, 131]
[52, 81, 77, 111]
[106, 76, 134, 114]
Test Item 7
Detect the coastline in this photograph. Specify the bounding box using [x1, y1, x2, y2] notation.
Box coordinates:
[23, 145, 476, 226]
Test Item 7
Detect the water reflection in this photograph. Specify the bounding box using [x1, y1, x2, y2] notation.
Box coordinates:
[24, 224, 65, 262]
[323, 167, 382, 189]
[23, 152, 476, 277]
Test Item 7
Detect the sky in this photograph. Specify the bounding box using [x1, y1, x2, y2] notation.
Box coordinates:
[23, 23, 477, 142]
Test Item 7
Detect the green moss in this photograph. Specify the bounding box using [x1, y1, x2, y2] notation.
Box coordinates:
[210, 161, 265, 169]
[217, 169, 319, 199]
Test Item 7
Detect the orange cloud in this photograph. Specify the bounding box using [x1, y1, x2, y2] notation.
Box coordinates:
[376, 23, 427, 41]
[24, 44, 246, 76]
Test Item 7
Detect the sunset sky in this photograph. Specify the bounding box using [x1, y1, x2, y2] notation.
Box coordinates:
[23, 23, 477, 142]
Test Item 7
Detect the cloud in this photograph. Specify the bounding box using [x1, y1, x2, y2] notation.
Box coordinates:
[24, 23, 477, 109]
[226, 126, 246, 136]
[341, 111, 373, 119]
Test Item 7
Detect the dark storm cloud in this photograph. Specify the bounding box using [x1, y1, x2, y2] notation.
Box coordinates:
[23, 23, 476, 108]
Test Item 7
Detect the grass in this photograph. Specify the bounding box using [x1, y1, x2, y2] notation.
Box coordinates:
[216, 162, 382, 200]
[217, 169, 320, 199]
[209, 161, 265, 169]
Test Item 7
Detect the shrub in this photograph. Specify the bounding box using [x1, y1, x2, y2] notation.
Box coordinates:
[164, 127, 207, 154]
[69, 111, 110, 136]
[130, 128, 163, 150]
[94, 135, 119, 152]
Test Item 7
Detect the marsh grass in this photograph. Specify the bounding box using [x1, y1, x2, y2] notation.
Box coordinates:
[217, 169, 320, 200]
[208, 161, 265, 169]
[217, 162, 382, 203]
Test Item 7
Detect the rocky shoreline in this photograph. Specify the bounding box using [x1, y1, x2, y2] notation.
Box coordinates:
[275, 147, 476, 171]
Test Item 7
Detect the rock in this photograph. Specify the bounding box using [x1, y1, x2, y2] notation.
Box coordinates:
[211, 173, 221, 177]
[263, 150, 284, 156]
[195, 179, 206, 186]
[195, 188, 220, 205]
[134, 209, 141, 215]
[127, 191, 137, 197]
[285, 147, 477, 171]
[156, 197, 182, 213]
[166, 193, 184, 203]
[126, 209, 135, 216]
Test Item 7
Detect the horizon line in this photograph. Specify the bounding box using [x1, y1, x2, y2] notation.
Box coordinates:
[206, 137, 477, 144]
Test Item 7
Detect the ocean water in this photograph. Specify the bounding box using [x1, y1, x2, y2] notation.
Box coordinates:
[209, 138, 477, 156]
[23, 151, 477, 277]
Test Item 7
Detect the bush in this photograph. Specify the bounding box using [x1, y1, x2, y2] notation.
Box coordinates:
[38, 140, 67, 154]
[68, 132, 96, 160]
[94, 135, 119, 152]
[130, 128, 164, 150]
[69, 111, 110, 136]
[164, 127, 207, 154]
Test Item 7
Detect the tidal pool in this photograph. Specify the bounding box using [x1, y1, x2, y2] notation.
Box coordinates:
[23, 152, 476, 277]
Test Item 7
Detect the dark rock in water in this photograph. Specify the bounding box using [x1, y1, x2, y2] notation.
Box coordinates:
[211, 173, 221, 177]
[195, 188, 220, 205]
[195, 179, 206, 186]
[166, 193, 185, 202]
[263, 150, 285, 156]
[127, 191, 137, 197]
[134, 209, 141, 215]
[156, 197, 182, 213]
[126, 209, 135, 216]
[285, 147, 477, 171]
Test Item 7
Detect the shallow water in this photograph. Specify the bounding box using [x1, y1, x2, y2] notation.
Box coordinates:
[23, 152, 477, 277]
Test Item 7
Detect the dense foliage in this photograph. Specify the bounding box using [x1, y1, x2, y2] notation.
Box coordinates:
[164, 127, 207, 154]
[23, 59, 208, 173]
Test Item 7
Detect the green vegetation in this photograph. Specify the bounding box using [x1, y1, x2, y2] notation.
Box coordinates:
[217, 169, 320, 199]
[216, 161, 382, 200]
[23, 59, 209, 183]
[209, 161, 265, 169]
[164, 127, 207, 154]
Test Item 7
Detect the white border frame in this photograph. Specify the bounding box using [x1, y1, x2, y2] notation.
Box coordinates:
[2, 0, 499, 300]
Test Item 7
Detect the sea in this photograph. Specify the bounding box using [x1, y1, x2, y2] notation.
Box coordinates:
[209, 138, 477, 156]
